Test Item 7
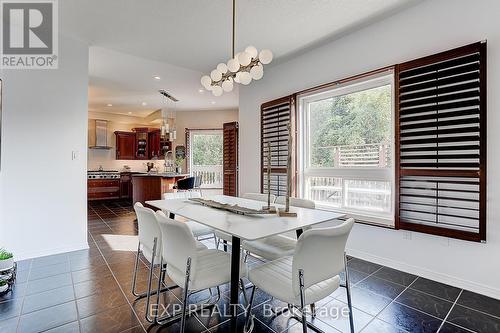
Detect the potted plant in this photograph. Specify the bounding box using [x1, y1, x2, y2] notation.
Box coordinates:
[175, 157, 185, 174]
[0, 249, 14, 271]
[0, 280, 8, 293]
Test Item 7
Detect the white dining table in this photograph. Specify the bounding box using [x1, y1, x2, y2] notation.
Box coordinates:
[146, 194, 346, 332]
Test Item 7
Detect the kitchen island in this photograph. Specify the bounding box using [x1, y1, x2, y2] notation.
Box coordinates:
[131, 173, 189, 205]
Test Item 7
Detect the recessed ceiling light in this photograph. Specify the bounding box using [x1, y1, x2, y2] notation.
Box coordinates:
[106, 103, 113, 107]
[211, 101, 216, 105]
[198, 89, 204, 93]
[141, 102, 147, 106]
[153, 75, 161, 80]
[128, 112, 132, 115]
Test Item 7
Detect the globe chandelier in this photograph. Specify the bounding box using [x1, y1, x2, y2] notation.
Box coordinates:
[200, 0, 273, 96]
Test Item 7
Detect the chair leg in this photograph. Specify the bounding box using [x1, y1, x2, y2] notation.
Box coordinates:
[310, 303, 316, 318]
[131, 241, 141, 297]
[298, 269, 307, 333]
[243, 250, 249, 263]
[144, 238, 158, 323]
[244, 286, 256, 333]
[213, 233, 218, 248]
[180, 257, 192, 333]
[154, 259, 164, 323]
[344, 252, 355, 333]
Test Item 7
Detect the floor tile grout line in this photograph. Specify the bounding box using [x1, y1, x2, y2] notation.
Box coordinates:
[68, 255, 83, 333]
[436, 289, 463, 333]
[87, 228, 147, 332]
[15, 258, 32, 332]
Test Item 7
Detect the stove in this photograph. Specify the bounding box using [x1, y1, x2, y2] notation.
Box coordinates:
[87, 170, 120, 179]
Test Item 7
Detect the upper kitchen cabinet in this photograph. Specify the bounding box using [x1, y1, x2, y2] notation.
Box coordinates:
[148, 129, 172, 159]
[115, 131, 136, 160]
[133, 128, 149, 160]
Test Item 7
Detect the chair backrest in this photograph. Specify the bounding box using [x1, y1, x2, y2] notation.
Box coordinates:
[176, 177, 196, 190]
[275, 196, 315, 209]
[242, 192, 275, 203]
[155, 211, 198, 276]
[134, 202, 162, 256]
[292, 218, 354, 295]
[163, 191, 201, 200]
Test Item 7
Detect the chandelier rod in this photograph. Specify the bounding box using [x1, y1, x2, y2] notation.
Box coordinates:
[232, 0, 235, 58]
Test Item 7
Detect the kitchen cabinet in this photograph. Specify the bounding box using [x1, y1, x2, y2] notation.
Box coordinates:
[115, 131, 136, 160]
[88, 179, 121, 201]
[133, 128, 149, 160]
[120, 172, 133, 201]
[148, 130, 172, 160]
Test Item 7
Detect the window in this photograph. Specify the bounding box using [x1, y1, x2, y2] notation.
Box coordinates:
[188, 129, 223, 189]
[298, 73, 394, 225]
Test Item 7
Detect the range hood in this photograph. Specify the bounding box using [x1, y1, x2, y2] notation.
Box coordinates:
[89, 119, 112, 150]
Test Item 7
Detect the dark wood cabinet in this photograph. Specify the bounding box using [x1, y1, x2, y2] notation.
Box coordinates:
[148, 130, 172, 159]
[120, 173, 133, 200]
[88, 179, 121, 201]
[115, 131, 136, 160]
[133, 128, 149, 160]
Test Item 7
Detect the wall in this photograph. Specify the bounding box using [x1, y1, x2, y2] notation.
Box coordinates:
[239, 0, 500, 298]
[0, 35, 89, 260]
[88, 109, 238, 172]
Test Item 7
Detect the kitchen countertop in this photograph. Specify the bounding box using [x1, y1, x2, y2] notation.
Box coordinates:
[131, 172, 189, 178]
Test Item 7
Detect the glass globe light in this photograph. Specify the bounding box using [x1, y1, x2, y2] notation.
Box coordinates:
[212, 85, 223, 96]
[217, 63, 228, 74]
[227, 58, 240, 72]
[210, 69, 222, 82]
[245, 46, 258, 59]
[240, 71, 252, 85]
[259, 49, 273, 65]
[201, 75, 211, 88]
[222, 78, 234, 92]
[238, 52, 252, 66]
[234, 72, 241, 83]
[250, 64, 264, 80]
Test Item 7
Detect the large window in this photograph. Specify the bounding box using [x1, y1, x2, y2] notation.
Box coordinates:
[188, 129, 223, 189]
[298, 73, 394, 225]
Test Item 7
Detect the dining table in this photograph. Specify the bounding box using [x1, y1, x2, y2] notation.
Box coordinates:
[146, 194, 346, 333]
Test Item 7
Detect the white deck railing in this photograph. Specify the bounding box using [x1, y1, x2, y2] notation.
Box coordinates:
[192, 165, 223, 188]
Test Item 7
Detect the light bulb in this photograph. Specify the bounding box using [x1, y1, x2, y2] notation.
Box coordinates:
[212, 85, 223, 96]
[250, 64, 264, 80]
[234, 72, 241, 83]
[238, 51, 252, 66]
[240, 71, 252, 85]
[227, 58, 240, 72]
[259, 49, 273, 64]
[222, 78, 234, 92]
[210, 69, 222, 82]
[217, 63, 228, 74]
[245, 46, 258, 59]
[201, 75, 211, 88]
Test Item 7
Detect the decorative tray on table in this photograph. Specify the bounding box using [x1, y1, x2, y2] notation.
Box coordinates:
[189, 198, 274, 215]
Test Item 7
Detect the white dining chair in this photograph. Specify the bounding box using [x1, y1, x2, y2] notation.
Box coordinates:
[154, 211, 248, 332]
[241, 197, 316, 261]
[244, 218, 356, 333]
[163, 192, 217, 246]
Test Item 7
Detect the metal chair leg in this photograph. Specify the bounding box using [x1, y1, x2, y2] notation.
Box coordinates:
[154, 259, 164, 323]
[131, 241, 141, 297]
[180, 257, 192, 333]
[144, 238, 157, 323]
[310, 303, 316, 318]
[344, 252, 355, 333]
[299, 269, 307, 333]
[244, 286, 256, 333]
[213, 233, 218, 248]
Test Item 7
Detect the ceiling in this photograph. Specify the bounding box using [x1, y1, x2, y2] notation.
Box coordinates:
[61, 0, 420, 116]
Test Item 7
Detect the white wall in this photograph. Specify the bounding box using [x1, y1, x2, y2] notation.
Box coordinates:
[239, 0, 500, 298]
[0, 35, 89, 260]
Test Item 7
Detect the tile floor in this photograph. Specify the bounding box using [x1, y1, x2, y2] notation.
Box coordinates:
[0, 200, 499, 332]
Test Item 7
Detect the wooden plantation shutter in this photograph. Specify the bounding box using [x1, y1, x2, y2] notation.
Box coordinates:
[223, 122, 239, 196]
[261, 96, 296, 197]
[395, 42, 486, 242]
[185, 129, 191, 173]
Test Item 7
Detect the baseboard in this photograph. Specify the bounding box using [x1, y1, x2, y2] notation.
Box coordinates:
[347, 248, 500, 300]
[14, 242, 90, 262]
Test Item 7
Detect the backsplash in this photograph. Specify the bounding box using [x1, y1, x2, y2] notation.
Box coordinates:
[88, 148, 165, 172]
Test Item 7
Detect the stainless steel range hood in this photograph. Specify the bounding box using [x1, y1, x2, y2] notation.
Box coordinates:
[89, 119, 112, 150]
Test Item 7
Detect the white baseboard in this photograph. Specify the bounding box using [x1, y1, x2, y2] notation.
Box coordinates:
[14, 242, 90, 262]
[348, 248, 500, 300]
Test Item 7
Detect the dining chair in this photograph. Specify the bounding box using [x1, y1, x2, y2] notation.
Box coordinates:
[173, 176, 196, 192]
[154, 211, 248, 332]
[244, 218, 355, 333]
[163, 192, 217, 246]
[241, 197, 316, 261]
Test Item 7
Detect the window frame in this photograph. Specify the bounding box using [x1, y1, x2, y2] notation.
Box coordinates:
[297, 71, 396, 226]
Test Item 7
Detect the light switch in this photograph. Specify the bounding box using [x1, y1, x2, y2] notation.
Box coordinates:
[72, 150, 79, 160]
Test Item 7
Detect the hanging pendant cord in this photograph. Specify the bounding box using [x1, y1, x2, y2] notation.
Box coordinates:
[232, 0, 235, 58]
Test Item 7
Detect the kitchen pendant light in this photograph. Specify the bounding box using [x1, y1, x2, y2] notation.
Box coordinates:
[201, 0, 272, 96]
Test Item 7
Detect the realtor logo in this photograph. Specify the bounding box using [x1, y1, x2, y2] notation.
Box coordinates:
[1, 0, 58, 69]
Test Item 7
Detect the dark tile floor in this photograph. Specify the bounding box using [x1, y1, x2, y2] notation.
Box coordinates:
[1, 200, 499, 332]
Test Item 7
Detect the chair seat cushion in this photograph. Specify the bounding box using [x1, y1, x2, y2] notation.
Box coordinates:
[186, 221, 213, 238]
[248, 256, 340, 306]
[167, 249, 247, 291]
[243, 235, 297, 260]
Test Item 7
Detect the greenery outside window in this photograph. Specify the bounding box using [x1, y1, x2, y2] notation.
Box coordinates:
[298, 72, 395, 226]
[189, 129, 223, 189]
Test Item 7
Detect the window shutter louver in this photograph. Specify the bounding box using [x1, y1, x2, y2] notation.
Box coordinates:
[261, 96, 296, 197]
[223, 122, 239, 196]
[395, 42, 486, 242]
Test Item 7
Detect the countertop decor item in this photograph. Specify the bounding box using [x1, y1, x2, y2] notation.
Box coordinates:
[189, 198, 274, 215]
[262, 141, 276, 213]
[0, 248, 14, 271]
[200, 0, 273, 96]
[0, 248, 16, 295]
[277, 124, 297, 217]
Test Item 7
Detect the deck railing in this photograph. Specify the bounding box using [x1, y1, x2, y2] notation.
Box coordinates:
[192, 165, 223, 188]
[315, 143, 391, 168]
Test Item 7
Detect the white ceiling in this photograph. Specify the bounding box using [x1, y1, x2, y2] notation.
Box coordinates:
[61, 0, 420, 116]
